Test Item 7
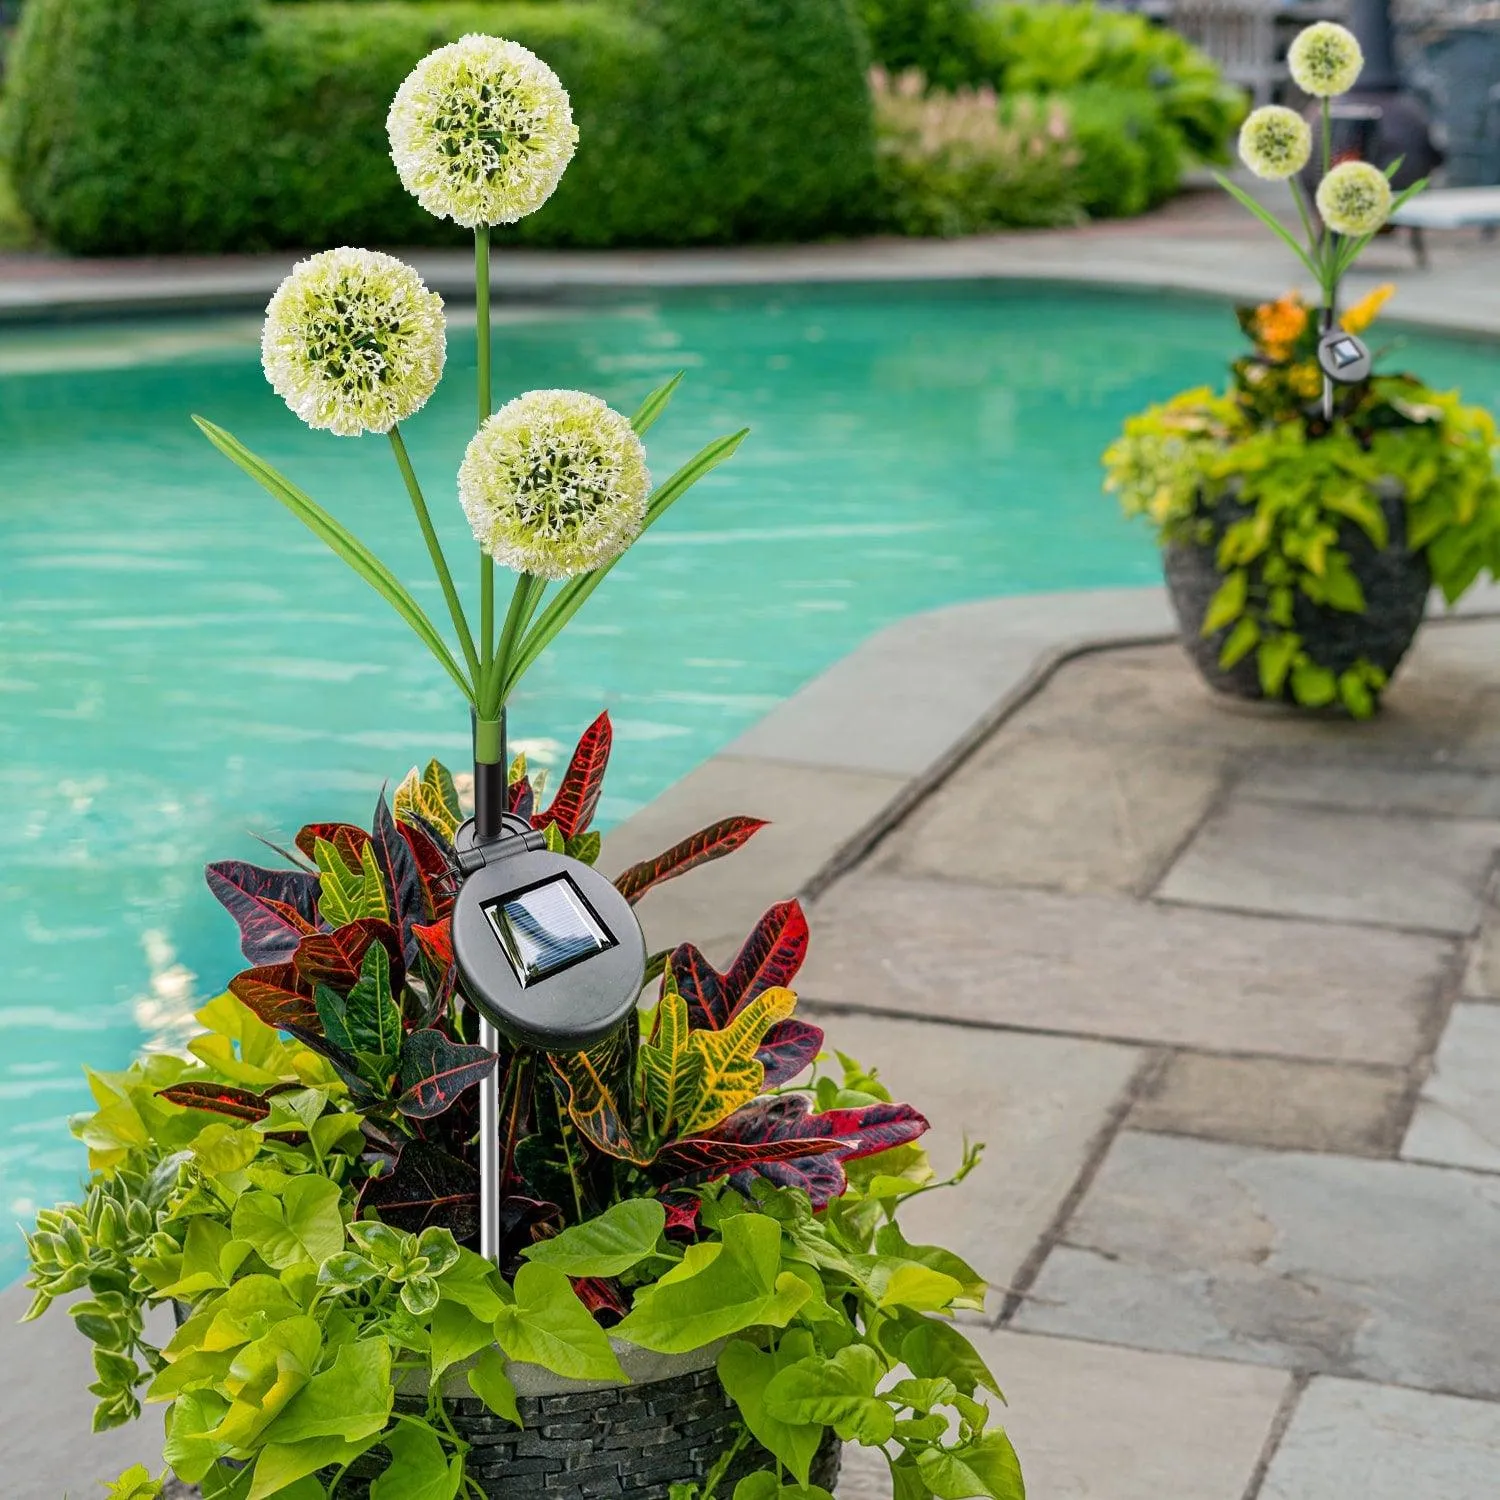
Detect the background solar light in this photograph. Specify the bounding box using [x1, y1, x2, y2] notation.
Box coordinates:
[1317, 328, 1372, 383]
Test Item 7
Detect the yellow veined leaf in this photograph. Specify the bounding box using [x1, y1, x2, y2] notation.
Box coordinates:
[550, 1030, 652, 1166]
[313, 838, 389, 927]
[394, 760, 462, 840]
[638, 977, 702, 1146]
[677, 986, 797, 1137]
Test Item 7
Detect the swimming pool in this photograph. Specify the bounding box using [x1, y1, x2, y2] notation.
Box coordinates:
[3, 278, 1497, 1281]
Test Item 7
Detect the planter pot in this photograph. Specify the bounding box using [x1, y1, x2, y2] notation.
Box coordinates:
[190, 1341, 841, 1500]
[1163, 482, 1430, 708]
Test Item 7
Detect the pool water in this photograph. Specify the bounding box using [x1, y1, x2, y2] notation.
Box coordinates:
[2, 279, 1496, 1281]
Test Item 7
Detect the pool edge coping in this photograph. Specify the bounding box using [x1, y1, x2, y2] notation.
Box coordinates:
[4, 236, 1499, 340]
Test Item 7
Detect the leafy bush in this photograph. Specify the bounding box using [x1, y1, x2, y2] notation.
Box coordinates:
[25, 717, 1022, 1497]
[1062, 86, 1183, 219]
[976, 3, 1245, 164]
[859, 0, 1244, 214]
[2, 0, 876, 253]
[874, 66, 1081, 235]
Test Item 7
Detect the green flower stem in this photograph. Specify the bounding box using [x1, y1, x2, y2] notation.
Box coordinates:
[483, 571, 538, 718]
[476, 225, 495, 686]
[388, 426, 481, 690]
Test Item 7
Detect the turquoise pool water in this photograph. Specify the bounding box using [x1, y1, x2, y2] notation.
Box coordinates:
[3, 279, 1497, 1281]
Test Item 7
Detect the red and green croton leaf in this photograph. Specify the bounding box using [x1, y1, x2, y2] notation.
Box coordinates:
[614, 816, 769, 905]
[533, 710, 611, 840]
[204, 861, 321, 966]
[669, 902, 824, 1088]
[155, 1082, 272, 1124]
[656, 1094, 930, 1208]
[395, 1029, 497, 1120]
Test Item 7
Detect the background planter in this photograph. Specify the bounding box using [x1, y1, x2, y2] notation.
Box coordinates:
[1163, 482, 1431, 706]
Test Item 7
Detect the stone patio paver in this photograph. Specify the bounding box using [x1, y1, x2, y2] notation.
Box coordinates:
[801, 876, 1452, 1064]
[1260, 1377, 1500, 1500]
[1402, 1002, 1500, 1172]
[1237, 760, 1500, 819]
[1015, 1131, 1500, 1399]
[874, 734, 1224, 895]
[811, 1014, 1140, 1297]
[1130, 1052, 1409, 1157]
[1002, 639, 1486, 758]
[1156, 797, 1500, 934]
[839, 1328, 1289, 1500]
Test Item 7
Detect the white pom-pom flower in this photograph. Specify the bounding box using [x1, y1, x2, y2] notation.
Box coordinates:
[1238, 106, 1313, 181]
[459, 390, 650, 580]
[1316, 160, 1393, 236]
[387, 34, 579, 228]
[1289, 22, 1363, 98]
[261, 248, 446, 437]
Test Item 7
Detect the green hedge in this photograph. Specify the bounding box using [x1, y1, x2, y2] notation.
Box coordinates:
[2, 0, 875, 253]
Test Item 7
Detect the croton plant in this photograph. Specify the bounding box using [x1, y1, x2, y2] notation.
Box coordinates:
[26, 714, 1017, 1500]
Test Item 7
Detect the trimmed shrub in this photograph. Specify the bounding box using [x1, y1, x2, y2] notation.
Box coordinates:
[1063, 86, 1185, 219]
[2, 0, 875, 253]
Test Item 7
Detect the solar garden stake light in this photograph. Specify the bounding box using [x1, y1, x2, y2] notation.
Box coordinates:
[453, 734, 647, 1263]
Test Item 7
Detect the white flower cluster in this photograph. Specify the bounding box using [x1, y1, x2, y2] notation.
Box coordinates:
[1238, 106, 1312, 181]
[459, 390, 650, 580]
[388, 34, 579, 228]
[261, 248, 446, 437]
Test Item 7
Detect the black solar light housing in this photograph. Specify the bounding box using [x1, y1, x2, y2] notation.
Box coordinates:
[452, 814, 646, 1053]
[454, 805, 647, 1265]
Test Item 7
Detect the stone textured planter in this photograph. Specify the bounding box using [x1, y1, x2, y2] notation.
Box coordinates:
[184, 1342, 841, 1500]
[1163, 482, 1430, 707]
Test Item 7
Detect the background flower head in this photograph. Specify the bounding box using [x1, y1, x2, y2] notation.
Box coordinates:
[1317, 160, 1392, 236]
[459, 390, 649, 580]
[261, 248, 446, 437]
[1252, 293, 1309, 361]
[388, 34, 579, 227]
[1238, 106, 1312, 180]
[1289, 22, 1363, 97]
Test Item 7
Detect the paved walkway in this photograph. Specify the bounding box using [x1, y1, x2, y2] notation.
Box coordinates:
[808, 618, 1500, 1499]
[4, 179, 1500, 336]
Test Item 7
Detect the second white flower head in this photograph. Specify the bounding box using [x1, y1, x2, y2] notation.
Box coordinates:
[261, 248, 446, 437]
[388, 34, 579, 228]
[459, 390, 650, 580]
[1238, 106, 1312, 181]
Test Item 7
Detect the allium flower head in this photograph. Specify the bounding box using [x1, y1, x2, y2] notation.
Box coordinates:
[1316, 161, 1392, 236]
[261, 248, 446, 437]
[1238, 106, 1312, 180]
[1289, 22, 1363, 97]
[388, 35, 579, 227]
[459, 390, 649, 580]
